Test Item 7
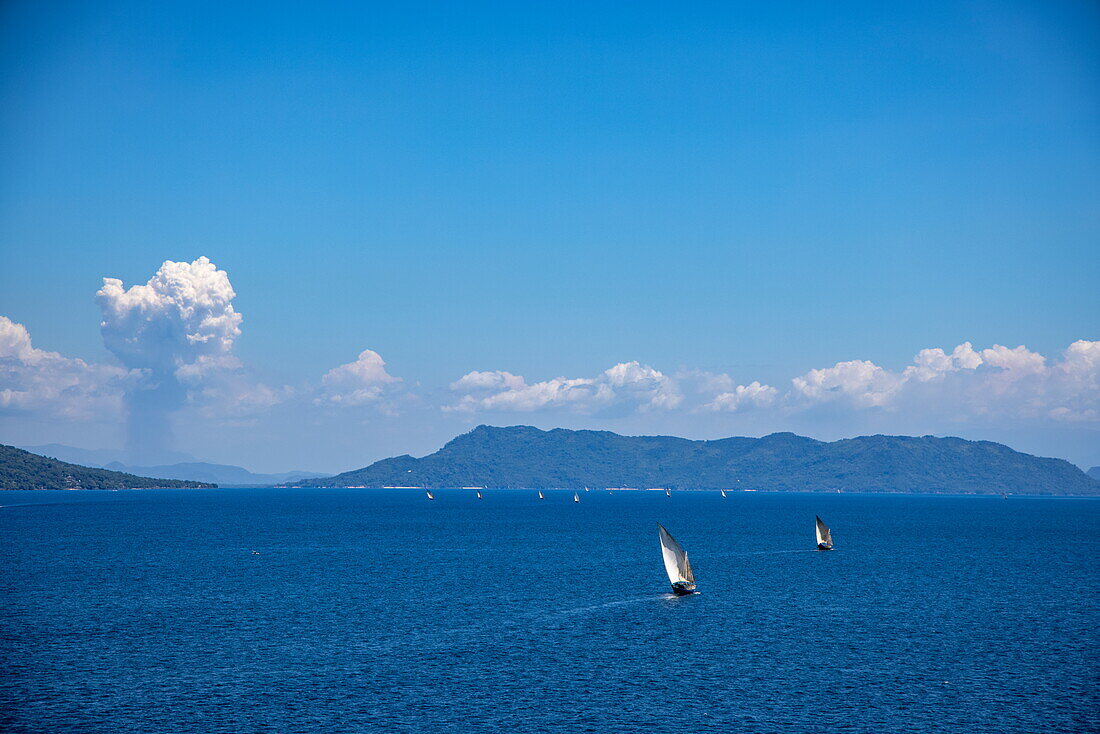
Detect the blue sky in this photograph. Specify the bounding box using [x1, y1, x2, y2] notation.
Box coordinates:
[1, 1, 1097, 472]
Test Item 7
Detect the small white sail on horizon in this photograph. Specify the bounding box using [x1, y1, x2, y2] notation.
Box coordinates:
[657, 523, 695, 592]
[538, 490, 544, 500]
[426, 490, 435, 500]
[573, 492, 580, 503]
[720, 489, 726, 497]
[815, 515, 833, 549]
[476, 489, 483, 499]
[665, 488, 672, 497]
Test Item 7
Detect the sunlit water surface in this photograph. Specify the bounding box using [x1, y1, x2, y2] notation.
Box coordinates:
[1, 488, 1097, 733]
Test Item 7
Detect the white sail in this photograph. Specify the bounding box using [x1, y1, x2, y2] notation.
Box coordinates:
[657, 523, 695, 585]
[476, 490, 483, 499]
[720, 489, 726, 497]
[573, 492, 579, 503]
[665, 488, 672, 497]
[426, 490, 434, 500]
[538, 490, 544, 499]
[815, 515, 832, 546]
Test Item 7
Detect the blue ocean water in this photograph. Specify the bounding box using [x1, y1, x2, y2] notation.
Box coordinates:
[1, 488, 1097, 733]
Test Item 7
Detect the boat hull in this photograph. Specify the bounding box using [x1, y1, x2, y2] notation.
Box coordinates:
[817, 543, 833, 551]
[670, 582, 697, 595]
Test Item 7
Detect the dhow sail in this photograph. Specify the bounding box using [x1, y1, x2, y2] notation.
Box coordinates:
[815, 515, 833, 549]
[657, 523, 696, 594]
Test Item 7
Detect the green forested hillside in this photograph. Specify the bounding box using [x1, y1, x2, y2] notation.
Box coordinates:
[293, 425, 1099, 495]
[0, 445, 216, 490]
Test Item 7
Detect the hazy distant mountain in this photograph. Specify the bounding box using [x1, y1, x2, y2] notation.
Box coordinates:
[101, 461, 328, 486]
[0, 445, 215, 490]
[20, 444, 197, 468]
[1089, 467, 1100, 480]
[19, 444, 326, 486]
[293, 425, 1100, 495]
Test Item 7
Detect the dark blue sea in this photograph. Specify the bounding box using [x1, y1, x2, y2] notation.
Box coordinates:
[1, 488, 1097, 733]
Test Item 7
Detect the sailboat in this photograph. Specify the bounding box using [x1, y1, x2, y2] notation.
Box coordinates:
[657, 523, 697, 595]
[537, 490, 544, 500]
[815, 515, 833, 550]
[720, 489, 727, 497]
[584, 486, 589, 492]
[573, 492, 580, 503]
[665, 488, 672, 498]
[476, 489, 483, 500]
[426, 490, 435, 501]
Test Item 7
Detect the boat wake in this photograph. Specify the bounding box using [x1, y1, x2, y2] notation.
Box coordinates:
[555, 595, 669, 616]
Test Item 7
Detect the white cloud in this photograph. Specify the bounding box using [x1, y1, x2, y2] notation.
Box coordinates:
[705, 381, 779, 412]
[903, 342, 983, 382]
[316, 349, 401, 407]
[96, 256, 242, 376]
[0, 316, 133, 419]
[789, 341, 1099, 424]
[450, 370, 526, 392]
[445, 361, 678, 413]
[791, 359, 903, 408]
[445, 340, 1100, 428]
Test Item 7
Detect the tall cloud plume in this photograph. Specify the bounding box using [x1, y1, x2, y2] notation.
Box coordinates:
[96, 257, 243, 462]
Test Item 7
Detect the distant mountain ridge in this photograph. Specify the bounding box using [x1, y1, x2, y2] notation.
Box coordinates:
[0, 445, 216, 490]
[19, 445, 327, 486]
[100, 462, 326, 487]
[1089, 466, 1100, 480]
[292, 425, 1100, 495]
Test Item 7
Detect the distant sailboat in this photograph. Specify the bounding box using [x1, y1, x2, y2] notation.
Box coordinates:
[426, 490, 435, 501]
[815, 515, 833, 550]
[665, 488, 672, 498]
[657, 523, 697, 595]
[584, 486, 590, 492]
[573, 492, 580, 503]
[538, 490, 544, 500]
[720, 489, 726, 497]
[476, 489, 483, 500]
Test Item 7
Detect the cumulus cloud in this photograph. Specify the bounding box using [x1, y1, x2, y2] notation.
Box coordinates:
[445, 340, 1100, 427]
[788, 341, 1100, 424]
[316, 349, 402, 407]
[97, 256, 241, 373]
[95, 257, 281, 460]
[705, 381, 779, 412]
[0, 316, 133, 419]
[791, 359, 904, 408]
[446, 361, 684, 414]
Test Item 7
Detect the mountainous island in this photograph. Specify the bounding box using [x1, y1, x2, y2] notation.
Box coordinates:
[0, 444, 217, 490]
[292, 425, 1100, 495]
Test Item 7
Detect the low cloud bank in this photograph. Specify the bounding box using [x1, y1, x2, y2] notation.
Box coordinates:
[447, 340, 1100, 426]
